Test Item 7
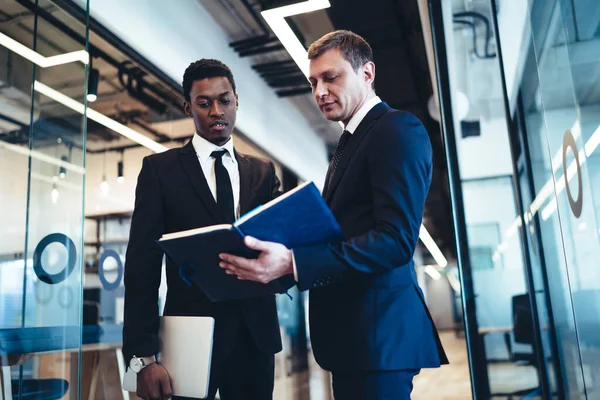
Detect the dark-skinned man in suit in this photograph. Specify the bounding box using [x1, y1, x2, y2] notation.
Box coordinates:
[220, 31, 448, 399]
[123, 59, 282, 400]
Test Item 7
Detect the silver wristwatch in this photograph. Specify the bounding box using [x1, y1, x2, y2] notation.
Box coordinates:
[129, 355, 157, 373]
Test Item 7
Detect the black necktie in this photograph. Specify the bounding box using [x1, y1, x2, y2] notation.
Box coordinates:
[327, 130, 352, 187]
[211, 150, 235, 223]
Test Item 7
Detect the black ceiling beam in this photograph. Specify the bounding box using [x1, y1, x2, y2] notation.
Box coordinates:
[238, 43, 285, 57]
[276, 87, 312, 97]
[264, 75, 309, 87]
[230, 35, 279, 51]
[259, 68, 305, 78]
[252, 60, 296, 71]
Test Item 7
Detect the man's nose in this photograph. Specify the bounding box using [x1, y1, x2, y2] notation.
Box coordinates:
[209, 102, 223, 116]
[314, 81, 328, 98]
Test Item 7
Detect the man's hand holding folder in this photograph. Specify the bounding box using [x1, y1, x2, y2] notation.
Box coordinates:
[157, 181, 342, 301]
[220, 236, 293, 283]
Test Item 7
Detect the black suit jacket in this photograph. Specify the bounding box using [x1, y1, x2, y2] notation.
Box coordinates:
[123, 140, 282, 365]
[294, 102, 449, 371]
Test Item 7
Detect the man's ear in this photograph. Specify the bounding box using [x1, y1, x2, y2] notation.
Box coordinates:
[363, 61, 375, 87]
[235, 93, 239, 110]
[183, 101, 192, 117]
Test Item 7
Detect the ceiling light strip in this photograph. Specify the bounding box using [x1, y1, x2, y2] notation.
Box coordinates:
[34, 81, 168, 153]
[419, 224, 448, 268]
[0, 32, 88, 67]
[44, 50, 90, 67]
[424, 264, 442, 280]
[260, 14, 311, 76]
[0, 140, 85, 174]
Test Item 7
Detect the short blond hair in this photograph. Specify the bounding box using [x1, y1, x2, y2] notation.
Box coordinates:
[308, 30, 374, 72]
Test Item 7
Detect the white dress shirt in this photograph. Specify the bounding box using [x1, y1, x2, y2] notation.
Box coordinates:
[345, 95, 382, 134]
[292, 95, 382, 281]
[191, 133, 240, 219]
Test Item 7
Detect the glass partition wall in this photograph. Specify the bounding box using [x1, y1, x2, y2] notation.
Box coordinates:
[0, 1, 90, 399]
[430, 0, 600, 398]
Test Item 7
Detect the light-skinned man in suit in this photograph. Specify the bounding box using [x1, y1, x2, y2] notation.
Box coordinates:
[219, 30, 448, 399]
[123, 59, 282, 400]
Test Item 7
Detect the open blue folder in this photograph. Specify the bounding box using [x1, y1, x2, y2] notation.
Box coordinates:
[157, 181, 343, 302]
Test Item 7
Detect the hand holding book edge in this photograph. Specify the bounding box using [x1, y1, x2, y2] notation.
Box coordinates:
[219, 236, 293, 284]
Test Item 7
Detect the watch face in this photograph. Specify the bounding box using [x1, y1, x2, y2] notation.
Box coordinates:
[130, 357, 141, 373]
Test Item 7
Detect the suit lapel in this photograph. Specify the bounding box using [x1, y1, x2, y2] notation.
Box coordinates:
[324, 102, 391, 202]
[235, 150, 252, 216]
[179, 141, 222, 223]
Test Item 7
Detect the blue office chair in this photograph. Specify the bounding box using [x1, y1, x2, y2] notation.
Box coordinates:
[11, 379, 69, 400]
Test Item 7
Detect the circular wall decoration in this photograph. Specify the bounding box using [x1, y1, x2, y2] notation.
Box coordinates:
[562, 129, 583, 218]
[33, 233, 77, 285]
[98, 249, 123, 291]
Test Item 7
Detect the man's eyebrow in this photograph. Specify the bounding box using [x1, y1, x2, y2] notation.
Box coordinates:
[194, 91, 232, 100]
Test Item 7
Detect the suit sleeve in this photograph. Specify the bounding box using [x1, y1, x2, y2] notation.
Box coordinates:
[293, 112, 432, 291]
[122, 156, 165, 361]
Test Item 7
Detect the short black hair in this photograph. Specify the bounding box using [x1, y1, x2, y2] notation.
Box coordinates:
[182, 59, 237, 102]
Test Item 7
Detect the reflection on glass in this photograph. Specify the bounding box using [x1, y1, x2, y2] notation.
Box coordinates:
[506, 0, 600, 397]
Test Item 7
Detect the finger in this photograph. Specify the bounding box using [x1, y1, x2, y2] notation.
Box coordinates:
[223, 265, 251, 280]
[243, 236, 274, 252]
[234, 269, 265, 283]
[218, 254, 255, 270]
[220, 261, 239, 274]
[221, 263, 251, 280]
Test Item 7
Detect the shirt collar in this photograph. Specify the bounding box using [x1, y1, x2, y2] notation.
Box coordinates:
[344, 96, 382, 134]
[192, 133, 236, 164]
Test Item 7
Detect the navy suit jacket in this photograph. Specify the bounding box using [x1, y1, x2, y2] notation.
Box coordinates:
[123, 141, 282, 368]
[294, 102, 449, 371]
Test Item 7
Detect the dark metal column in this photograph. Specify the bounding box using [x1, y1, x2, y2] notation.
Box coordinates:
[427, 1, 490, 398]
